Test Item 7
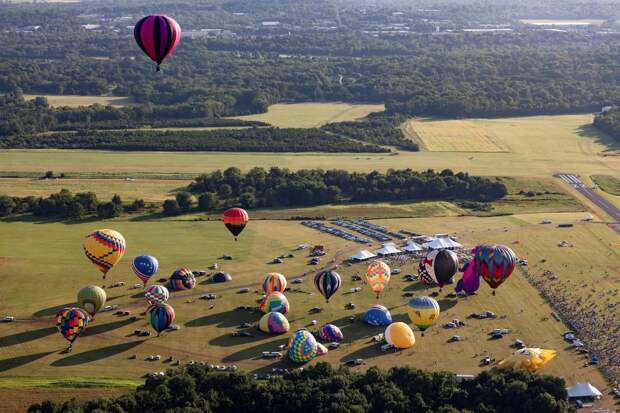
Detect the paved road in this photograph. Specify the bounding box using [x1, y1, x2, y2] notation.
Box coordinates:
[556, 173, 620, 222]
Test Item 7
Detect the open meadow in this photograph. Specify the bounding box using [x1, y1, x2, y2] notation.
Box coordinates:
[0, 213, 618, 411]
[23, 95, 133, 108]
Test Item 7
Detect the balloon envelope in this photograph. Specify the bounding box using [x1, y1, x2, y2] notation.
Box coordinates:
[362, 304, 392, 326]
[475, 244, 516, 290]
[407, 296, 440, 331]
[385, 322, 416, 349]
[317, 324, 343, 343]
[223, 208, 249, 239]
[56, 307, 89, 343]
[366, 260, 391, 298]
[77, 285, 106, 316]
[314, 270, 342, 302]
[168, 268, 196, 291]
[147, 304, 175, 335]
[422, 250, 458, 287]
[259, 292, 289, 314]
[262, 272, 287, 294]
[497, 348, 556, 372]
[288, 330, 317, 363]
[145, 284, 169, 306]
[134, 15, 181, 71]
[83, 229, 125, 277]
[132, 255, 159, 285]
[259, 312, 290, 334]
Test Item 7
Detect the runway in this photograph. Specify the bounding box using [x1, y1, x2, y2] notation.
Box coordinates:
[556, 173, 620, 222]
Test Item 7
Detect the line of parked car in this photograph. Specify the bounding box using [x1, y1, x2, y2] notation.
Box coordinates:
[331, 220, 391, 242]
[301, 221, 370, 244]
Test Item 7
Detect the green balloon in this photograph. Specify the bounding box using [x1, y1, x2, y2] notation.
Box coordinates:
[77, 285, 107, 316]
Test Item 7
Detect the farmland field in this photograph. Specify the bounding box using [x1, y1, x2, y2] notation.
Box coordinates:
[519, 19, 606, 26]
[231, 102, 385, 128]
[23, 95, 134, 108]
[0, 212, 617, 411]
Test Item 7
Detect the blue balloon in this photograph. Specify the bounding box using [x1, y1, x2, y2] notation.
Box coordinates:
[132, 255, 159, 285]
[362, 304, 392, 326]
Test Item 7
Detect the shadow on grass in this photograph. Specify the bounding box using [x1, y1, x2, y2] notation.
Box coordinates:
[185, 309, 260, 329]
[84, 318, 139, 336]
[221, 337, 290, 363]
[0, 326, 57, 348]
[0, 351, 55, 373]
[437, 298, 458, 312]
[576, 124, 620, 153]
[129, 213, 166, 222]
[51, 340, 145, 367]
[339, 343, 386, 363]
[33, 295, 124, 318]
[0, 214, 101, 225]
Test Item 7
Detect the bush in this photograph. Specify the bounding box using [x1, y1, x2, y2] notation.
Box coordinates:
[163, 199, 181, 216]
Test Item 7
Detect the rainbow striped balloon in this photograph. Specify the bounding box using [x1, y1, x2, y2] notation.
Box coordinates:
[145, 284, 169, 306]
[55, 307, 89, 343]
[259, 312, 290, 334]
[288, 329, 317, 363]
[147, 303, 175, 336]
[262, 272, 287, 294]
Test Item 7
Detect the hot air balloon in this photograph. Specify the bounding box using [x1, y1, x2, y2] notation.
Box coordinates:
[366, 260, 391, 298]
[317, 324, 343, 343]
[316, 342, 329, 356]
[288, 329, 317, 363]
[259, 312, 290, 334]
[55, 307, 89, 351]
[259, 291, 289, 314]
[407, 296, 440, 335]
[147, 303, 175, 336]
[362, 304, 392, 326]
[145, 284, 169, 306]
[314, 270, 341, 303]
[455, 258, 480, 295]
[223, 208, 249, 240]
[132, 255, 159, 287]
[77, 285, 106, 317]
[421, 250, 458, 289]
[497, 348, 556, 372]
[262, 272, 287, 294]
[385, 322, 415, 349]
[474, 244, 516, 295]
[134, 15, 181, 72]
[167, 268, 196, 291]
[83, 229, 126, 279]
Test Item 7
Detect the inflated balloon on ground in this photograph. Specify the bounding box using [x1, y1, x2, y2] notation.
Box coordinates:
[288, 329, 317, 363]
[259, 292, 289, 314]
[262, 272, 287, 294]
[385, 322, 416, 349]
[259, 312, 290, 334]
[168, 268, 196, 291]
[362, 304, 392, 326]
[407, 296, 440, 333]
[317, 324, 343, 342]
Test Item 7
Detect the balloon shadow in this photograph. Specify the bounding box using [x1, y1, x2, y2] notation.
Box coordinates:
[222, 337, 290, 363]
[33, 303, 77, 318]
[51, 340, 145, 367]
[437, 299, 458, 312]
[185, 309, 260, 329]
[339, 343, 386, 363]
[84, 318, 139, 336]
[402, 283, 435, 293]
[208, 330, 272, 348]
[0, 326, 57, 348]
[0, 351, 55, 373]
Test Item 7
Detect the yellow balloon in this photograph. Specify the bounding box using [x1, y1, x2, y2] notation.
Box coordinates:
[366, 260, 391, 298]
[497, 348, 556, 372]
[407, 296, 440, 332]
[385, 322, 416, 349]
[83, 229, 126, 278]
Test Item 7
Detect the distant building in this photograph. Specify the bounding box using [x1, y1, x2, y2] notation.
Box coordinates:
[261, 21, 281, 27]
[601, 106, 614, 113]
[16, 25, 41, 33]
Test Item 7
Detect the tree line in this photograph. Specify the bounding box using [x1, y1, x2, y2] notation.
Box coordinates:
[593, 108, 620, 141]
[160, 167, 507, 215]
[27, 363, 574, 413]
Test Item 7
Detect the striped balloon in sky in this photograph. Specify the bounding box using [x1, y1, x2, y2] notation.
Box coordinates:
[134, 15, 181, 71]
[314, 270, 341, 303]
[132, 255, 159, 286]
[223, 208, 249, 240]
[147, 303, 175, 336]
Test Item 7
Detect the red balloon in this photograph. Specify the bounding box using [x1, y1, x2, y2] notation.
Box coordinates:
[223, 208, 249, 240]
[134, 15, 181, 71]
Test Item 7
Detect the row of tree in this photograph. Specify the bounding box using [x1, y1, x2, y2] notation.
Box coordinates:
[0, 190, 146, 219]
[160, 167, 507, 214]
[593, 108, 620, 141]
[27, 363, 574, 413]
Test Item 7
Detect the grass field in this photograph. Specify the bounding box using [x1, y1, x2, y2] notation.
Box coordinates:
[2, 115, 618, 180]
[0, 212, 617, 411]
[23, 95, 133, 108]
[592, 175, 620, 196]
[231, 103, 385, 128]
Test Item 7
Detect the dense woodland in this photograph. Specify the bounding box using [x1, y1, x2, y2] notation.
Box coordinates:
[27, 363, 574, 413]
[593, 108, 620, 141]
[161, 167, 507, 214]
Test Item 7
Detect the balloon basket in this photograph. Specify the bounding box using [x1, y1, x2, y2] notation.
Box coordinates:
[492, 290, 496, 296]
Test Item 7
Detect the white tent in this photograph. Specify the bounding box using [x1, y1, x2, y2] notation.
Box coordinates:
[403, 241, 423, 253]
[374, 244, 402, 256]
[423, 235, 463, 250]
[567, 383, 603, 399]
[349, 250, 377, 261]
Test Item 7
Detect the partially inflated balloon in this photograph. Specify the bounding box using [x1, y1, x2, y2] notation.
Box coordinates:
[77, 285, 106, 317]
[223, 208, 249, 240]
[422, 250, 458, 288]
[475, 244, 516, 294]
[407, 296, 440, 332]
[262, 272, 287, 294]
[455, 258, 480, 295]
[145, 284, 169, 306]
[83, 229, 126, 279]
[497, 348, 556, 372]
[134, 15, 181, 71]
[132, 255, 159, 286]
[259, 292, 289, 314]
[56, 307, 89, 344]
[314, 270, 341, 302]
[168, 268, 196, 291]
[385, 322, 415, 349]
[317, 324, 343, 342]
[366, 260, 391, 298]
[362, 304, 392, 326]
[288, 330, 317, 363]
[259, 312, 290, 334]
[316, 342, 329, 356]
[147, 303, 175, 336]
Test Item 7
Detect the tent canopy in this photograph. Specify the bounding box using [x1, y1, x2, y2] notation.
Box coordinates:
[349, 250, 377, 261]
[403, 241, 423, 252]
[423, 235, 463, 250]
[374, 244, 402, 256]
[567, 383, 602, 398]
[211, 272, 232, 282]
